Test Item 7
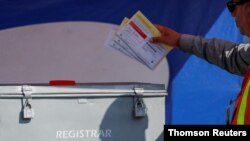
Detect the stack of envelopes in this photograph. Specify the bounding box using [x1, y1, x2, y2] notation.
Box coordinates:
[105, 11, 172, 70]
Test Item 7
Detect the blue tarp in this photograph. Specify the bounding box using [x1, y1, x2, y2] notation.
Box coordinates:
[0, 0, 244, 124]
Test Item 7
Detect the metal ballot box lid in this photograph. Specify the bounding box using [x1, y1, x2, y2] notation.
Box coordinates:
[0, 22, 169, 87]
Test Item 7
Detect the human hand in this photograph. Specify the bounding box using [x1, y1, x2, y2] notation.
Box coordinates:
[151, 24, 181, 48]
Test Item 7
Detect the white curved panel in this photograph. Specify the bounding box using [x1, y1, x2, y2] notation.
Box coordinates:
[0, 22, 169, 87]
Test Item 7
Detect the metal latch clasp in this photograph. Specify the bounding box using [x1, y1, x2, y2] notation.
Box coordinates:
[133, 87, 147, 118]
[22, 85, 35, 119]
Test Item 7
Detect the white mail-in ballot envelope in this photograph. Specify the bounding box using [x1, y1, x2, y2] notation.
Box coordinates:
[116, 11, 172, 69]
[104, 18, 146, 64]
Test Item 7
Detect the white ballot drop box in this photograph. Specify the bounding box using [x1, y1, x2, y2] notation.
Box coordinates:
[0, 83, 166, 141]
[0, 22, 169, 141]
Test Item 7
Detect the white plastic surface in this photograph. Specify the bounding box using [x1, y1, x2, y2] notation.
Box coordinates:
[0, 22, 169, 87]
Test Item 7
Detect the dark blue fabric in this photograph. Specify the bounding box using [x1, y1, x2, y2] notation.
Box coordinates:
[0, 0, 244, 124]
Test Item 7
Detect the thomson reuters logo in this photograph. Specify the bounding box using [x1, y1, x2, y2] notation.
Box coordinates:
[56, 129, 112, 139]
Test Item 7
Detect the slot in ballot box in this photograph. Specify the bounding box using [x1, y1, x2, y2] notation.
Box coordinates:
[0, 22, 169, 141]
